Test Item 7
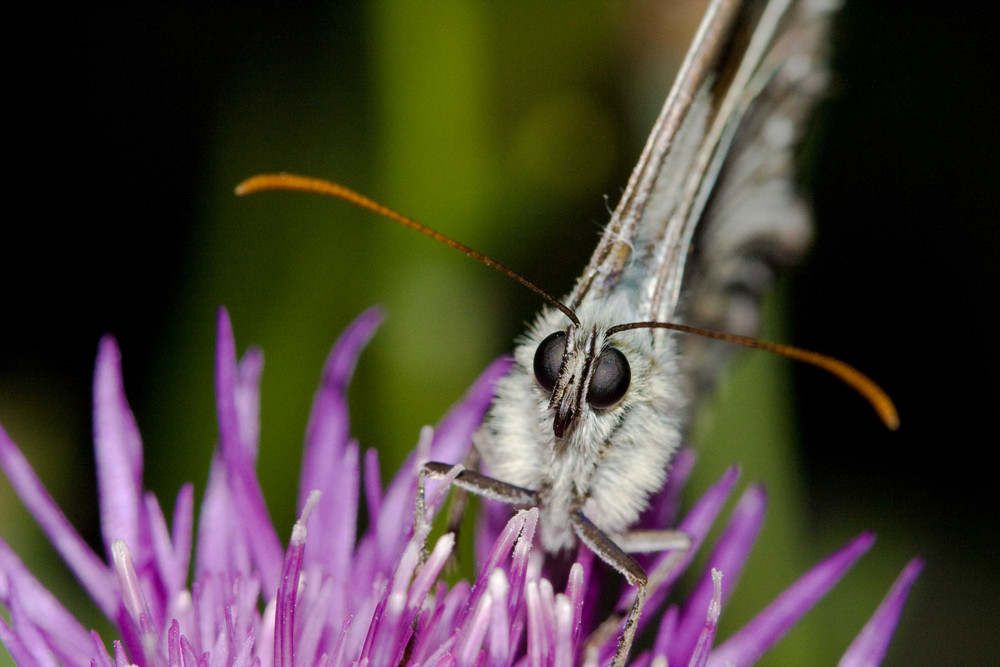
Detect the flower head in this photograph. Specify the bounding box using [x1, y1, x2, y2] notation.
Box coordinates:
[1, 308, 920, 666]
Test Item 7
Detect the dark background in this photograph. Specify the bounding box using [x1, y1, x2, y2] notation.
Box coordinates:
[2, 1, 996, 664]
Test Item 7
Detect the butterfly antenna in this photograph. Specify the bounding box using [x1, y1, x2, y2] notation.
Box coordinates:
[607, 321, 899, 430]
[237, 173, 580, 325]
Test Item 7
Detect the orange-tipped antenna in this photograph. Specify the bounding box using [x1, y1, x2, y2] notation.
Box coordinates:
[236, 173, 579, 325]
[237, 172, 897, 431]
[608, 321, 899, 430]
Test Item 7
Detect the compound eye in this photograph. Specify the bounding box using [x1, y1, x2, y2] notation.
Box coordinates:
[586, 347, 630, 409]
[533, 331, 566, 393]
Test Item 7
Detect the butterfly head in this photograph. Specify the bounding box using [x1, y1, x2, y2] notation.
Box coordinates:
[531, 308, 647, 442]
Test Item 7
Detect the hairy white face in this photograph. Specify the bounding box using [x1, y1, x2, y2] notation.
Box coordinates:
[479, 294, 686, 553]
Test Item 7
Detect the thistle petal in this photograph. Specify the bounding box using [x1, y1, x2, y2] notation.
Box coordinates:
[299, 308, 382, 576]
[213, 307, 283, 593]
[0, 616, 36, 667]
[670, 484, 766, 663]
[274, 491, 319, 667]
[93, 336, 143, 562]
[625, 465, 741, 637]
[708, 532, 876, 667]
[686, 569, 723, 667]
[838, 558, 925, 667]
[0, 427, 117, 615]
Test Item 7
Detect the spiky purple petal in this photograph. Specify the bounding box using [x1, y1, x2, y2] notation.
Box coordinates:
[0, 616, 35, 667]
[213, 308, 283, 593]
[93, 336, 143, 563]
[707, 532, 876, 667]
[0, 425, 117, 615]
[687, 569, 723, 667]
[650, 604, 679, 659]
[299, 308, 381, 578]
[839, 558, 924, 667]
[275, 491, 319, 666]
[669, 484, 766, 664]
[601, 464, 740, 665]
[646, 465, 741, 606]
[486, 569, 511, 667]
[0, 534, 95, 663]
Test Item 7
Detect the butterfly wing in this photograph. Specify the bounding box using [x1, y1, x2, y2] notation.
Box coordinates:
[566, 0, 836, 408]
[569, 0, 836, 336]
[567, 0, 750, 318]
[677, 0, 838, 393]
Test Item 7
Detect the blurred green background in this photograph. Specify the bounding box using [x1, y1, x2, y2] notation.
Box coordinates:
[2, 1, 997, 664]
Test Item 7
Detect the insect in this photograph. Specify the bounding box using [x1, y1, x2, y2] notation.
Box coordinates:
[238, 0, 898, 664]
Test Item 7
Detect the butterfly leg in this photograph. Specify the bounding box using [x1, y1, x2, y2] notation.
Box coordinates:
[415, 461, 539, 560]
[444, 448, 480, 545]
[613, 529, 690, 554]
[582, 523, 691, 664]
[416, 450, 483, 572]
[571, 511, 649, 667]
[421, 460, 539, 504]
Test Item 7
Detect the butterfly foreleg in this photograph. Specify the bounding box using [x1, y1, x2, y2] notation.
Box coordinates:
[571, 511, 648, 667]
[573, 514, 691, 667]
[415, 460, 539, 562]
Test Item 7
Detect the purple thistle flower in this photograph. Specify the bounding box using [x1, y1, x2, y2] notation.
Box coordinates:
[1, 308, 920, 666]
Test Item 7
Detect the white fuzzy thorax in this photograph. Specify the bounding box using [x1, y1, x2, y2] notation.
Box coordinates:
[479, 293, 685, 553]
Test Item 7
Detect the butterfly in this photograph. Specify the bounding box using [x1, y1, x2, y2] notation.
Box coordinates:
[238, 0, 897, 663]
